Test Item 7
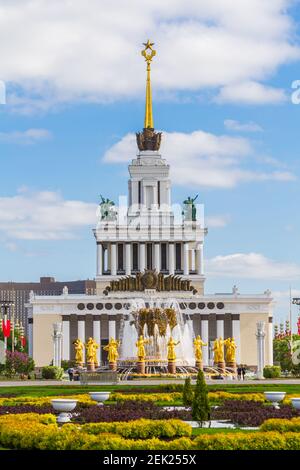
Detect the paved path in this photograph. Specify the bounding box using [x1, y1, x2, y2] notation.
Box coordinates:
[0, 379, 300, 387]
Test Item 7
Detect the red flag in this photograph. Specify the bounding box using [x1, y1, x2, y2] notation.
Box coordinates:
[21, 336, 26, 347]
[2, 319, 11, 338]
[297, 317, 300, 336]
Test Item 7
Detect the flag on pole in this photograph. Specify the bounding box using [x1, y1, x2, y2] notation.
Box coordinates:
[2, 318, 11, 338]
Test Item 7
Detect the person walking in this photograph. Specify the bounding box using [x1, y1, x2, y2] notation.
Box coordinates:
[241, 366, 246, 381]
[67, 367, 74, 381]
[237, 366, 242, 381]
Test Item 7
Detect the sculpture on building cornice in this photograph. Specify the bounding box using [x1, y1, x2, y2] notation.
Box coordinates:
[182, 195, 198, 222]
[99, 195, 117, 221]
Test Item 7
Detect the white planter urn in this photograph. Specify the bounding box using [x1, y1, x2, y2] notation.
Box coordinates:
[264, 391, 286, 409]
[291, 398, 300, 410]
[89, 391, 111, 406]
[51, 399, 78, 423]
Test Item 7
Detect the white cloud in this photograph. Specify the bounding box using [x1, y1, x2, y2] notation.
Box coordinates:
[216, 81, 287, 104]
[206, 215, 230, 228]
[0, 190, 97, 240]
[0, 1, 298, 110]
[224, 119, 263, 132]
[206, 252, 300, 280]
[0, 129, 51, 145]
[103, 130, 296, 188]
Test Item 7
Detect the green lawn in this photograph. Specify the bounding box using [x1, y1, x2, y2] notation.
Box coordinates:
[0, 382, 299, 397]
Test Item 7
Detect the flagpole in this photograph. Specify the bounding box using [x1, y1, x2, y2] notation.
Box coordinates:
[289, 286, 293, 354]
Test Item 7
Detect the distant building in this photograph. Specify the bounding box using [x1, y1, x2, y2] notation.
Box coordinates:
[0, 277, 96, 331]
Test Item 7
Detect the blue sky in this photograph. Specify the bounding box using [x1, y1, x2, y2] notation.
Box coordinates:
[0, 1, 300, 326]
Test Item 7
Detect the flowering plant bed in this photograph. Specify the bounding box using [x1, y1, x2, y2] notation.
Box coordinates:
[212, 400, 300, 426]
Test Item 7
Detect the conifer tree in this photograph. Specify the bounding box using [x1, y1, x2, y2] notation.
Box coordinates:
[192, 369, 210, 426]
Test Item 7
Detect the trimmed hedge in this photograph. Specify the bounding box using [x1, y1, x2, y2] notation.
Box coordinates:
[263, 366, 281, 379]
[260, 417, 300, 433]
[2, 413, 300, 450]
[41, 366, 64, 380]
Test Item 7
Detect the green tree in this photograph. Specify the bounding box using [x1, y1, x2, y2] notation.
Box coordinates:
[273, 334, 300, 371]
[182, 376, 193, 406]
[192, 370, 210, 426]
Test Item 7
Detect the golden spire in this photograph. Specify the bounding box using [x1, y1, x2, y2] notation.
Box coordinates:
[141, 40, 156, 129]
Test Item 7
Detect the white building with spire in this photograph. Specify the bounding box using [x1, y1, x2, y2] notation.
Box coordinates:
[27, 42, 274, 369]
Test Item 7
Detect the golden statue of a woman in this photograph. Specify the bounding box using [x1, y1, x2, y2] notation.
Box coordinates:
[136, 335, 149, 362]
[85, 337, 96, 364]
[193, 335, 207, 362]
[103, 337, 120, 363]
[167, 337, 180, 362]
[92, 339, 99, 367]
[73, 338, 84, 365]
[224, 337, 237, 363]
[213, 337, 225, 363]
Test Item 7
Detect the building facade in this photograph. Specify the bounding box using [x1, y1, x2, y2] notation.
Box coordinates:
[0, 277, 96, 332]
[28, 42, 274, 368]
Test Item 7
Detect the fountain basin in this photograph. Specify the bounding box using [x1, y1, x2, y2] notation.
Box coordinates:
[264, 391, 286, 408]
[291, 398, 300, 410]
[51, 399, 77, 423]
[89, 391, 110, 405]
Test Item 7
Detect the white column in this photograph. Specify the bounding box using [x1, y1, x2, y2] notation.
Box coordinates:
[78, 320, 85, 362]
[201, 319, 209, 366]
[110, 243, 117, 276]
[196, 243, 204, 275]
[139, 243, 146, 272]
[28, 322, 33, 358]
[96, 243, 103, 276]
[232, 319, 241, 364]
[216, 318, 224, 339]
[93, 320, 101, 364]
[183, 242, 189, 276]
[256, 321, 266, 379]
[109, 320, 116, 339]
[154, 243, 160, 272]
[191, 249, 195, 272]
[168, 243, 175, 275]
[268, 320, 273, 365]
[62, 320, 70, 360]
[125, 243, 131, 275]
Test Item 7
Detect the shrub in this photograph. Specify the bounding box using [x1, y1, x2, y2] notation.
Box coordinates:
[5, 351, 35, 377]
[194, 431, 286, 450]
[82, 419, 192, 439]
[110, 392, 182, 403]
[263, 365, 281, 378]
[192, 370, 210, 425]
[41, 366, 64, 380]
[61, 360, 76, 371]
[182, 377, 193, 407]
[260, 417, 300, 433]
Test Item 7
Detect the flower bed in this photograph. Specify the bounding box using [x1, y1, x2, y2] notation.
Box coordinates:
[77, 401, 191, 423]
[212, 400, 300, 426]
